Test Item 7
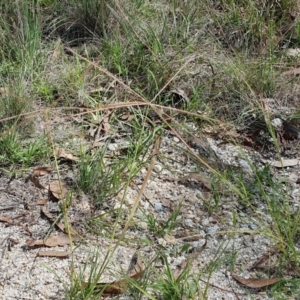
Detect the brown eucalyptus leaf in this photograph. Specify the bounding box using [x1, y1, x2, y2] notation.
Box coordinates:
[49, 180, 68, 199]
[44, 234, 76, 247]
[38, 250, 70, 258]
[26, 239, 44, 247]
[231, 274, 281, 288]
[0, 216, 13, 223]
[26, 234, 81, 248]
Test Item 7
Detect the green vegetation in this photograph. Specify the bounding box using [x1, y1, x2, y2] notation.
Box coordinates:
[1, 0, 300, 298]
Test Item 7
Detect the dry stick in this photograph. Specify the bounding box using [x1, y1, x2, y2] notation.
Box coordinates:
[69, 101, 216, 125]
[0, 110, 39, 124]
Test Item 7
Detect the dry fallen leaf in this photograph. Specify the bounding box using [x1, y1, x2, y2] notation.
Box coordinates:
[29, 167, 52, 190]
[231, 274, 281, 288]
[33, 166, 52, 176]
[49, 180, 68, 199]
[38, 250, 70, 258]
[26, 234, 81, 248]
[26, 239, 44, 247]
[54, 148, 79, 162]
[30, 175, 46, 190]
[44, 234, 80, 247]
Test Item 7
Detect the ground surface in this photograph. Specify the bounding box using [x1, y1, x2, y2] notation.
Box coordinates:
[0, 108, 300, 299]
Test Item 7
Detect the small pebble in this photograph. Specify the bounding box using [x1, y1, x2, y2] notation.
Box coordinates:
[136, 221, 148, 230]
[154, 202, 163, 212]
[206, 225, 219, 234]
[184, 218, 194, 227]
[108, 143, 118, 151]
[191, 241, 200, 248]
[249, 223, 258, 230]
[201, 218, 210, 226]
[154, 164, 162, 173]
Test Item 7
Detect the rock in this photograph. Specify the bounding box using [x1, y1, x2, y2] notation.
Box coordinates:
[154, 202, 163, 212]
[184, 218, 194, 227]
[206, 225, 219, 234]
[154, 164, 163, 173]
[108, 143, 118, 151]
[136, 221, 148, 230]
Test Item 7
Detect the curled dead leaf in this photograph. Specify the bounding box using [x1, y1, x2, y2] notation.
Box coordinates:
[30, 175, 46, 190]
[29, 167, 52, 190]
[33, 166, 53, 176]
[49, 180, 68, 199]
